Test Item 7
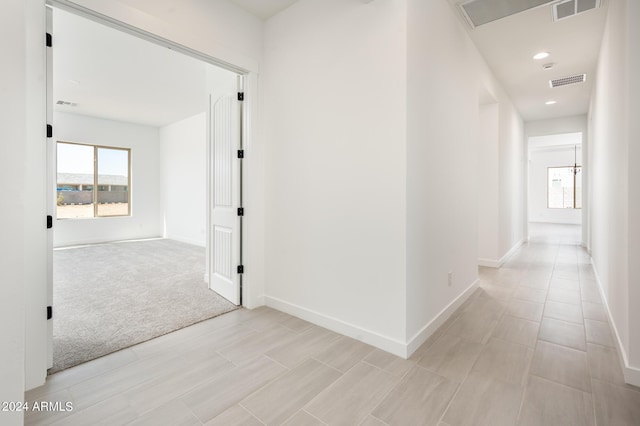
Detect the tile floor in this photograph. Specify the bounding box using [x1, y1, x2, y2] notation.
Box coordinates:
[25, 237, 640, 425]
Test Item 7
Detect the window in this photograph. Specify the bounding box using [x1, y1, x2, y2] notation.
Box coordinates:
[57, 142, 130, 219]
[548, 165, 581, 209]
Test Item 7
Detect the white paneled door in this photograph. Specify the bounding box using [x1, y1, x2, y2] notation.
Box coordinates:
[209, 92, 241, 305]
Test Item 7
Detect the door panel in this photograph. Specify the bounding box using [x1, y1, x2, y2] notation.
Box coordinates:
[209, 94, 240, 305]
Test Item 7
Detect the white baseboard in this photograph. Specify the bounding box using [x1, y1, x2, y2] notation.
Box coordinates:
[406, 278, 480, 357]
[590, 260, 640, 387]
[264, 296, 407, 358]
[478, 239, 523, 268]
[164, 235, 206, 248]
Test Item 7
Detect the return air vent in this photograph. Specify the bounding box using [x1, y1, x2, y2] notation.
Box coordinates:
[550, 74, 587, 88]
[458, 0, 554, 28]
[552, 0, 601, 21]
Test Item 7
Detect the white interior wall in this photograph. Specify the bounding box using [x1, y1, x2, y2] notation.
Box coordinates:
[262, 0, 408, 352]
[528, 144, 582, 225]
[0, 0, 33, 420]
[406, 0, 483, 347]
[589, 0, 639, 385]
[159, 113, 207, 246]
[53, 112, 163, 247]
[478, 103, 500, 264]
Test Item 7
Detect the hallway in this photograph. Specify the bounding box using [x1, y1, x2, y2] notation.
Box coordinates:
[25, 238, 640, 425]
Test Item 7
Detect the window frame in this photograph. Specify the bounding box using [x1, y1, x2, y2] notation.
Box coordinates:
[547, 165, 582, 210]
[56, 141, 131, 219]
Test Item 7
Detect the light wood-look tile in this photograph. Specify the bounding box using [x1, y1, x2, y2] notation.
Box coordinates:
[518, 375, 591, 426]
[359, 416, 388, 426]
[441, 371, 523, 426]
[582, 301, 607, 322]
[519, 275, 550, 290]
[181, 355, 287, 423]
[547, 288, 582, 305]
[35, 395, 136, 426]
[549, 277, 580, 291]
[313, 335, 375, 373]
[305, 362, 398, 426]
[372, 365, 458, 426]
[240, 358, 341, 426]
[513, 286, 547, 303]
[543, 300, 583, 324]
[443, 311, 498, 344]
[538, 317, 586, 351]
[217, 324, 297, 365]
[492, 315, 539, 347]
[478, 284, 516, 301]
[204, 405, 262, 426]
[530, 341, 591, 392]
[584, 318, 614, 347]
[24, 388, 75, 426]
[580, 287, 603, 304]
[265, 325, 340, 368]
[417, 333, 483, 382]
[463, 296, 506, 319]
[127, 400, 201, 426]
[587, 343, 626, 387]
[592, 379, 640, 426]
[282, 410, 325, 426]
[279, 315, 314, 333]
[506, 299, 544, 322]
[363, 349, 415, 377]
[471, 338, 533, 386]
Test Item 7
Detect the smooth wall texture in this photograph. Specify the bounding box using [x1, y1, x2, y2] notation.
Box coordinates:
[53, 112, 163, 247]
[262, 0, 408, 348]
[406, 0, 481, 342]
[589, 0, 639, 384]
[478, 103, 500, 264]
[0, 0, 31, 420]
[160, 112, 207, 246]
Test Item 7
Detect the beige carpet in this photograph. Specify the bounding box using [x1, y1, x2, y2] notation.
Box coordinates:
[52, 238, 238, 373]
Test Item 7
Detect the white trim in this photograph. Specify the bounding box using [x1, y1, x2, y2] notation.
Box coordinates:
[590, 260, 640, 387]
[264, 296, 407, 358]
[478, 239, 523, 268]
[406, 279, 479, 357]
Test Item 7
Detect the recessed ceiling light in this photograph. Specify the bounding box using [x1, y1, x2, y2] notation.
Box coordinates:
[546, 100, 557, 105]
[533, 52, 550, 60]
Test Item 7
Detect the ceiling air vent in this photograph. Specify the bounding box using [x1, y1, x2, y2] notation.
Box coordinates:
[458, 0, 554, 29]
[549, 74, 587, 88]
[552, 0, 601, 21]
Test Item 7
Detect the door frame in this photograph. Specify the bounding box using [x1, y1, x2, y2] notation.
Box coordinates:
[39, 0, 259, 385]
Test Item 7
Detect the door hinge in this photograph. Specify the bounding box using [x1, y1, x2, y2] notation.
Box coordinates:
[47, 306, 53, 320]
[237, 265, 244, 274]
[47, 215, 53, 229]
[46, 33, 52, 47]
[47, 124, 53, 138]
[237, 207, 244, 216]
[237, 149, 244, 159]
[237, 92, 244, 101]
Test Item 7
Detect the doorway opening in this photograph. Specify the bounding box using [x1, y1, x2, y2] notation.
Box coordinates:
[47, 5, 245, 373]
[527, 132, 583, 245]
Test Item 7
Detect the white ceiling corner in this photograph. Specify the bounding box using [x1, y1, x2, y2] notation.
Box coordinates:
[228, 0, 300, 20]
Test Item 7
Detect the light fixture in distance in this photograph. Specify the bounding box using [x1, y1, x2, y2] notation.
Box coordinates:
[533, 52, 550, 60]
[545, 100, 557, 105]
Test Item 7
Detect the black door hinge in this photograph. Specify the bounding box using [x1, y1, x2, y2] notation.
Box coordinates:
[237, 207, 244, 216]
[237, 92, 244, 101]
[47, 124, 53, 138]
[237, 149, 244, 159]
[47, 306, 52, 320]
[237, 265, 244, 274]
[46, 33, 52, 47]
[47, 215, 53, 229]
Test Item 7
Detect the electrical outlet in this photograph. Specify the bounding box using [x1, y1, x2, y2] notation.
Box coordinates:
[448, 271, 453, 287]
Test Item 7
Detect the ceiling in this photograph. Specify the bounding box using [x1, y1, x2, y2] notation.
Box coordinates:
[447, 0, 609, 121]
[228, 0, 300, 20]
[55, 0, 609, 127]
[53, 8, 216, 127]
